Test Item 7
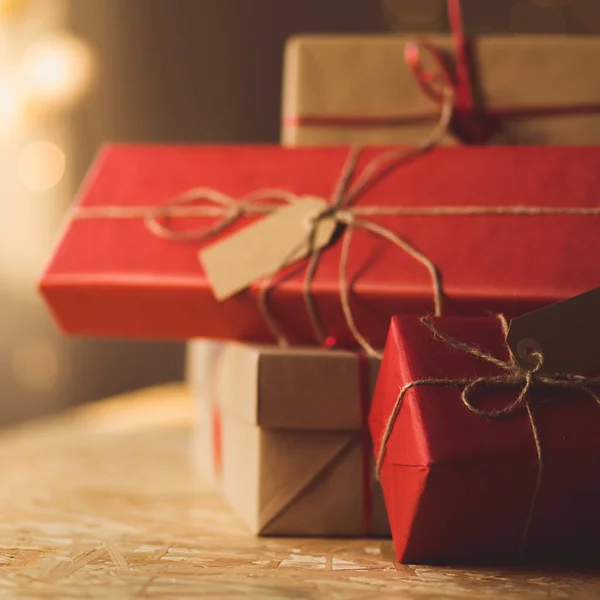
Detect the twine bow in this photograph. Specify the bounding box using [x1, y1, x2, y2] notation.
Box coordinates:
[73, 89, 600, 357]
[74, 90, 455, 358]
[375, 315, 600, 554]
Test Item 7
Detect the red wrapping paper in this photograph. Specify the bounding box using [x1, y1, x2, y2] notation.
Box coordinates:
[40, 145, 600, 344]
[370, 316, 600, 565]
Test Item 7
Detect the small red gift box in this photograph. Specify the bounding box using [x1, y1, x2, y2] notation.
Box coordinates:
[370, 315, 600, 565]
[40, 145, 600, 345]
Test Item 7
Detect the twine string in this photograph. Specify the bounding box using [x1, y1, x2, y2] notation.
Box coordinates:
[287, 89, 455, 354]
[375, 315, 600, 554]
[75, 197, 600, 222]
[72, 84, 600, 353]
[236, 93, 454, 355]
[343, 87, 455, 207]
[145, 187, 302, 242]
[85, 198, 600, 222]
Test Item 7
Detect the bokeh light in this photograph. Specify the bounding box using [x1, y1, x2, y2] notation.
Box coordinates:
[18, 140, 66, 192]
[20, 33, 95, 114]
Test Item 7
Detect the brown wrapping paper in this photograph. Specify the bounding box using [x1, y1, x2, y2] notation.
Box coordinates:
[281, 34, 600, 146]
[187, 342, 389, 536]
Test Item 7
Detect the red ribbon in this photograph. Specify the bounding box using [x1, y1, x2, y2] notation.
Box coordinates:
[211, 407, 223, 478]
[405, 0, 495, 143]
[285, 0, 600, 144]
[210, 346, 228, 480]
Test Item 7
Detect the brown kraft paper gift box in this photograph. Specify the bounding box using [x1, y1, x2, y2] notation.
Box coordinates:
[187, 341, 389, 537]
[281, 34, 600, 146]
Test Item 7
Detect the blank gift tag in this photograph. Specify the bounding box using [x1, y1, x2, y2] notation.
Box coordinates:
[199, 196, 336, 300]
[507, 287, 600, 375]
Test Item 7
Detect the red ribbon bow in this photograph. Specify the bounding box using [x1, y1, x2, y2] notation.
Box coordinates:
[404, 0, 497, 143]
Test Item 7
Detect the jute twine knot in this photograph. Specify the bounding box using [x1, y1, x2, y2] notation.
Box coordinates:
[72, 76, 600, 356]
[75, 88, 455, 357]
[375, 315, 600, 555]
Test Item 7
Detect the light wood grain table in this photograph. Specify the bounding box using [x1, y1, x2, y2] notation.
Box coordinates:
[0, 384, 598, 599]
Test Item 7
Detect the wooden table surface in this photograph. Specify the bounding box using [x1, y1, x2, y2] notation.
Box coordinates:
[0, 384, 599, 599]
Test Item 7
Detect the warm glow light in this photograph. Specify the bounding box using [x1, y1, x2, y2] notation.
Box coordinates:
[0, 73, 21, 134]
[0, 0, 29, 20]
[18, 140, 66, 192]
[21, 33, 95, 112]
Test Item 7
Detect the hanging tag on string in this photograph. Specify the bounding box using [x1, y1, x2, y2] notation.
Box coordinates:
[199, 196, 336, 301]
[507, 287, 600, 375]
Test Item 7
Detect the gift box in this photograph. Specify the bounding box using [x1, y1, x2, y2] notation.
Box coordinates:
[370, 315, 600, 564]
[187, 340, 389, 536]
[39, 145, 600, 346]
[282, 34, 600, 146]
[186, 339, 223, 479]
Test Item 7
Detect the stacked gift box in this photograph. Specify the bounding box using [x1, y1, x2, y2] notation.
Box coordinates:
[187, 341, 388, 536]
[38, 0, 600, 565]
[281, 34, 600, 147]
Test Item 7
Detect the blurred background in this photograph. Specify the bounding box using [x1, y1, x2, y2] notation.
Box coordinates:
[1, 0, 598, 426]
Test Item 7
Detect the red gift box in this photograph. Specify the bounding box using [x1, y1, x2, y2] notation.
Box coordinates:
[40, 145, 600, 345]
[369, 315, 600, 565]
